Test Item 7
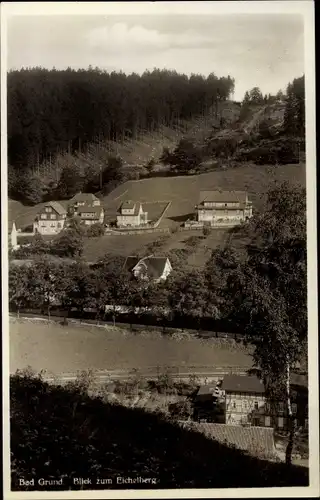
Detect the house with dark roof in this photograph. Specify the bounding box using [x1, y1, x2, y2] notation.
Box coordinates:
[117, 201, 148, 227]
[221, 375, 266, 426]
[76, 205, 105, 225]
[68, 192, 104, 225]
[123, 256, 172, 282]
[69, 192, 100, 210]
[196, 190, 253, 227]
[34, 202, 67, 235]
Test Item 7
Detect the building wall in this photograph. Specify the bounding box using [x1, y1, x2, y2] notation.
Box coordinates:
[203, 201, 241, 208]
[117, 214, 141, 227]
[161, 260, 172, 280]
[35, 219, 65, 235]
[225, 392, 266, 425]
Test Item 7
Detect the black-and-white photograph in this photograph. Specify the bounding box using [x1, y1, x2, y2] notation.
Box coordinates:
[1, 1, 318, 498]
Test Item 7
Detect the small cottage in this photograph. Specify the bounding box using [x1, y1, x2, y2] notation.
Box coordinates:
[117, 201, 148, 227]
[123, 256, 172, 282]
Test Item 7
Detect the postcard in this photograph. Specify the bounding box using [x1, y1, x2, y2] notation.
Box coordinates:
[1, 1, 319, 499]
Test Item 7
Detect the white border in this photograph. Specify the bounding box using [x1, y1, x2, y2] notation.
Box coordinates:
[1, 2, 318, 499]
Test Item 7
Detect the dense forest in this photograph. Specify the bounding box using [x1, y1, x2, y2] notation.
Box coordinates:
[8, 67, 235, 170]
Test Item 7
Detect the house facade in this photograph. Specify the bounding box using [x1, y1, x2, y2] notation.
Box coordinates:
[117, 201, 148, 227]
[76, 206, 105, 226]
[34, 202, 67, 235]
[196, 190, 253, 227]
[250, 374, 308, 431]
[221, 375, 267, 426]
[123, 256, 172, 282]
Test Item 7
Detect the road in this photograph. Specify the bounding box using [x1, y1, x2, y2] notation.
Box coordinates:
[42, 366, 249, 385]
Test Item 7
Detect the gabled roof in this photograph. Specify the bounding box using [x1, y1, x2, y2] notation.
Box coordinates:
[221, 375, 265, 394]
[119, 201, 143, 216]
[121, 200, 136, 209]
[199, 190, 248, 204]
[123, 256, 170, 279]
[77, 206, 104, 218]
[42, 201, 67, 216]
[70, 192, 99, 203]
[291, 373, 308, 389]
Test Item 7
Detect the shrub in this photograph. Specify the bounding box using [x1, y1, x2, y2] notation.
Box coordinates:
[85, 223, 105, 237]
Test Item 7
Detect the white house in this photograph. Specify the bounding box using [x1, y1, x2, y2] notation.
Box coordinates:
[196, 190, 253, 227]
[34, 202, 67, 235]
[123, 256, 172, 282]
[117, 201, 148, 227]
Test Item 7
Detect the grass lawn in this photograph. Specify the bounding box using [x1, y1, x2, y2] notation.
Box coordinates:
[10, 318, 253, 376]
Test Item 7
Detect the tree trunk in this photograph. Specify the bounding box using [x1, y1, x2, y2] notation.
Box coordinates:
[285, 359, 295, 466]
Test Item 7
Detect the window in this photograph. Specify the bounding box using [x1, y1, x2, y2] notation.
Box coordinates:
[50, 214, 56, 220]
[278, 417, 284, 428]
[58, 223, 61, 228]
[45, 207, 52, 212]
[254, 401, 259, 410]
[292, 403, 297, 415]
[233, 402, 236, 409]
[265, 416, 271, 427]
[278, 402, 284, 414]
[41, 214, 47, 219]
[50, 223, 56, 227]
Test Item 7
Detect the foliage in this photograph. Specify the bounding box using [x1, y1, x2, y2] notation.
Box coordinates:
[224, 182, 306, 464]
[8, 67, 235, 174]
[51, 229, 84, 258]
[85, 223, 105, 238]
[56, 165, 84, 199]
[10, 373, 308, 490]
[283, 76, 305, 137]
[9, 169, 45, 205]
[162, 138, 204, 173]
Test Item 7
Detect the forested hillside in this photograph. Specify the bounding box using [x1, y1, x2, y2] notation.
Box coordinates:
[7, 67, 304, 206]
[8, 67, 235, 170]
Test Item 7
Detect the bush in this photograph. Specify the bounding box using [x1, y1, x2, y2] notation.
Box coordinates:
[85, 223, 105, 237]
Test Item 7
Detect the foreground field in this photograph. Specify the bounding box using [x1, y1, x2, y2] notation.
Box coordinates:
[10, 318, 252, 376]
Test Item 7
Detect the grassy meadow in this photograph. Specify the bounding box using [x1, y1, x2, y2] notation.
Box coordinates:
[10, 318, 252, 377]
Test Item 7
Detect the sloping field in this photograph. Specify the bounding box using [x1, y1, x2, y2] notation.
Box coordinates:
[10, 318, 252, 376]
[82, 232, 163, 260]
[103, 163, 306, 227]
